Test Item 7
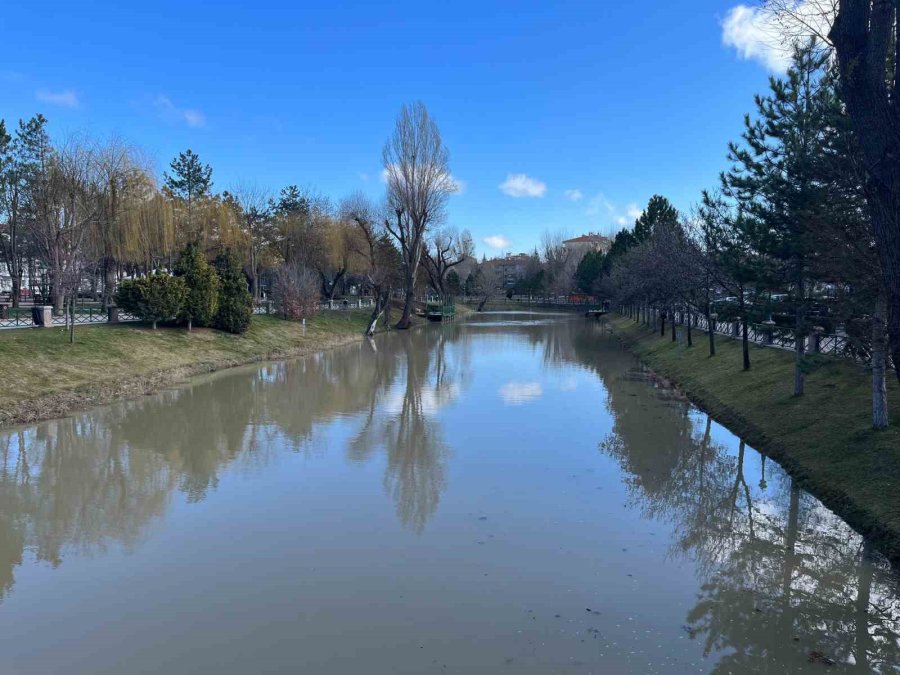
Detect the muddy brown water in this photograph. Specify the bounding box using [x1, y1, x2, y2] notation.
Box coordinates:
[0, 312, 897, 674]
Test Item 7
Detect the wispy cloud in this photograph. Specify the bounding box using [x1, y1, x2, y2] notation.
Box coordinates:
[721, 3, 833, 72]
[585, 193, 643, 228]
[483, 235, 511, 250]
[564, 189, 584, 202]
[499, 173, 546, 198]
[36, 89, 79, 108]
[155, 95, 206, 128]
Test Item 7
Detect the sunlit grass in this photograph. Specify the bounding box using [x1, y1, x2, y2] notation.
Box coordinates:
[0, 312, 374, 415]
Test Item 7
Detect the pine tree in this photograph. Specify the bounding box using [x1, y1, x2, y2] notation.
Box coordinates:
[574, 250, 604, 294]
[174, 242, 219, 331]
[634, 195, 678, 243]
[721, 44, 835, 396]
[213, 250, 253, 334]
[163, 149, 212, 238]
[446, 269, 462, 296]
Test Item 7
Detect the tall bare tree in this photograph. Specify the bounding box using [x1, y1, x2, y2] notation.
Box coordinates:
[382, 101, 455, 329]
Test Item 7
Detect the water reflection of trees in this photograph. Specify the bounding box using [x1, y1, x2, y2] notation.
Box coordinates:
[0, 323, 471, 600]
[577, 322, 900, 672]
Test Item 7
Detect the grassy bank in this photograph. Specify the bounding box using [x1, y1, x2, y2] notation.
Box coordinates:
[607, 315, 900, 562]
[0, 312, 382, 429]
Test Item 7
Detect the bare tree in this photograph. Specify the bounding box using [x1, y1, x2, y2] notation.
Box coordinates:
[383, 101, 456, 329]
[423, 227, 473, 298]
[272, 263, 319, 320]
[229, 183, 272, 303]
[540, 230, 575, 298]
[30, 136, 97, 313]
[342, 192, 398, 335]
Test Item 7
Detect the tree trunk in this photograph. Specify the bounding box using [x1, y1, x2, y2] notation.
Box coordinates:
[10, 274, 21, 309]
[366, 288, 388, 336]
[187, 318, 193, 332]
[794, 268, 806, 397]
[660, 309, 666, 337]
[831, 11, 900, 386]
[68, 296, 75, 344]
[872, 294, 889, 430]
[152, 319, 158, 330]
[687, 312, 693, 347]
[742, 316, 750, 371]
[102, 257, 116, 307]
[671, 309, 676, 342]
[706, 308, 715, 357]
[396, 287, 415, 329]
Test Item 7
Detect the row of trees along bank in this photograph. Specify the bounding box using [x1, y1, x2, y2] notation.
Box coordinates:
[587, 44, 890, 430]
[0, 102, 476, 338]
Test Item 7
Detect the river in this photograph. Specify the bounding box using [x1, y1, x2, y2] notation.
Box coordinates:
[0, 311, 897, 674]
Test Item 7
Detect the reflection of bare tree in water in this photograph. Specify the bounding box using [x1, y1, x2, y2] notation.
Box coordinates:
[0, 415, 174, 599]
[349, 329, 468, 533]
[559, 323, 900, 671]
[598, 379, 900, 670]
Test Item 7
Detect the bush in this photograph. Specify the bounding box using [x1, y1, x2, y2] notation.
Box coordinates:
[213, 250, 253, 334]
[174, 243, 219, 330]
[272, 264, 320, 320]
[115, 272, 186, 330]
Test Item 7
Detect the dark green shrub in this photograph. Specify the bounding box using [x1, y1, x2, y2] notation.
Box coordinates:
[174, 243, 219, 330]
[213, 250, 253, 334]
[115, 272, 187, 330]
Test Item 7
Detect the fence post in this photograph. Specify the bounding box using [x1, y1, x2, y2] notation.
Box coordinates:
[762, 318, 775, 345]
[107, 305, 119, 323]
[812, 326, 824, 353]
[35, 305, 53, 328]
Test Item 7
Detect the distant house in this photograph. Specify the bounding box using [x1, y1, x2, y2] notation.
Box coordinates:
[483, 252, 531, 289]
[562, 233, 611, 257]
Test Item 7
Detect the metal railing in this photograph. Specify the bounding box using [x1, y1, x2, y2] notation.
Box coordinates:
[254, 298, 376, 315]
[625, 307, 873, 365]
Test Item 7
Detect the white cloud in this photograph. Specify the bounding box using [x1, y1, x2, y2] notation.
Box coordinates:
[721, 3, 833, 72]
[154, 95, 206, 127]
[499, 381, 543, 405]
[36, 89, 79, 108]
[483, 235, 511, 250]
[499, 173, 546, 198]
[585, 193, 616, 218]
[585, 193, 642, 229]
[564, 189, 584, 202]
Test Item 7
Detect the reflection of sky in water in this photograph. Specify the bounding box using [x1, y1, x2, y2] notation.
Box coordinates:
[498, 380, 543, 405]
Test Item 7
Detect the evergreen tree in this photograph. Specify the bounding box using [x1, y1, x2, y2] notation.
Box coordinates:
[634, 195, 678, 243]
[574, 250, 604, 294]
[213, 250, 253, 334]
[174, 242, 219, 331]
[163, 149, 212, 237]
[721, 45, 836, 396]
[115, 272, 186, 330]
[446, 269, 462, 296]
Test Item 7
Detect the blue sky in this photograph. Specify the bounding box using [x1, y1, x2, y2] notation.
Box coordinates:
[0, 1, 785, 256]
